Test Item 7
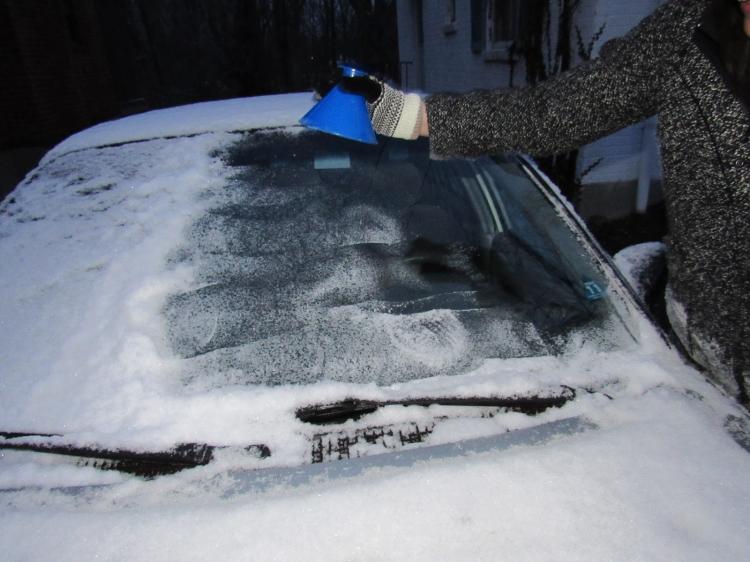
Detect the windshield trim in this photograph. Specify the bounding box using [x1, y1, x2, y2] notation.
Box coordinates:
[517, 155, 661, 345]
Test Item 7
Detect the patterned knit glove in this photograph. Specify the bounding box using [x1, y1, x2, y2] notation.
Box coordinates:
[341, 76, 423, 140]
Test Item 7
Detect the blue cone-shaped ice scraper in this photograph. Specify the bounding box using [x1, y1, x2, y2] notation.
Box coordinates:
[300, 65, 378, 145]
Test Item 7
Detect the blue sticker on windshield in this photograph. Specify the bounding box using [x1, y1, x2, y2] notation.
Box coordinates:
[314, 153, 351, 170]
[584, 280, 605, 301]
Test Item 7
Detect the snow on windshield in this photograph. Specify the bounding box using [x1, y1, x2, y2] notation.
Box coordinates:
[0, 133, 242, 441]
[0, 130, 550, 446]
[2, 125, 750, 560]
[165, 130, 635, 388]
[0, 126, 637, 443]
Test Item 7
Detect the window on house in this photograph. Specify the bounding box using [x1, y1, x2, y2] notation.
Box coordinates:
[487, 0, 522, 44]
[471, 0, 484, 53]
[443, 0, 457, 36]
[472, 0, 524, 55]
[447, 0, 456, 23]
[415, 0, 424, 45]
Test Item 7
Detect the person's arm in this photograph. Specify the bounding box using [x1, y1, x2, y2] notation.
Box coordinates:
[419, 102, 429, 137]
[426, 0, 696, 157]
[343, 1, 699, 155]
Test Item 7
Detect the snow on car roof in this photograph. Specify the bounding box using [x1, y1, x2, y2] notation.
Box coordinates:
[43, 92, 315, 163]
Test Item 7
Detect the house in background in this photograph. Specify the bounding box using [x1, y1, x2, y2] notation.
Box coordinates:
[396, 0, 665, 220]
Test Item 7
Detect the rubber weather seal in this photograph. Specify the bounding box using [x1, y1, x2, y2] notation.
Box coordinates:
[296, 387, 576, 425]
[0, 432, 270, 478]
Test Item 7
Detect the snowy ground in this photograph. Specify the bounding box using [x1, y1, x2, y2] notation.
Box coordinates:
[1, 96, 749, 561]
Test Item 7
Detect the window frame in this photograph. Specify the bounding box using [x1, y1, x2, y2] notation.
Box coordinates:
[443, 0, 458, 36]
[483, 0, 523, 62]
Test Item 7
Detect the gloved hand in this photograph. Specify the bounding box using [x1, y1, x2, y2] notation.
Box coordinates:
[341, 76, 425, 140]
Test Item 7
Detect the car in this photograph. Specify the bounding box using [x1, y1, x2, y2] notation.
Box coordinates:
[1, 93, 749, 560]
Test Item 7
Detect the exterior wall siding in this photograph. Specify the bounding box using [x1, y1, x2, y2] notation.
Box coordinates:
[574, 0, 665, 192]
[397, 0, 522, 93]
[397, 0, 667, 218]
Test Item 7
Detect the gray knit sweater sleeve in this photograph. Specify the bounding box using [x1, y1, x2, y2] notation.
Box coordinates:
[426, 1, 690, 158]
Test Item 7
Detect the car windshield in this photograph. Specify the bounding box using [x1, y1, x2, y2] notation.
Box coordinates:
[165, 129, 634, 387]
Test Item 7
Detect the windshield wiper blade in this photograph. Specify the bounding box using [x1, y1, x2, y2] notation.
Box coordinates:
[0, 432, 271, 478]
[296, 387, 576, 425]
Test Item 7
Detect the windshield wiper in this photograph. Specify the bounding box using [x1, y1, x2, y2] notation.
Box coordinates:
[0, 432, 270, 478]
[296, 387, 575, 425]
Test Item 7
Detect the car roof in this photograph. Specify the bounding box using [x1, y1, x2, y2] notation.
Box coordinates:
[43, 92, 315, 164]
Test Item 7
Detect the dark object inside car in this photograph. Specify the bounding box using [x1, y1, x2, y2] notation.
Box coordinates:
[163, 131, 631, 388]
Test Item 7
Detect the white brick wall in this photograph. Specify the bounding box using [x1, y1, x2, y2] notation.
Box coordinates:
[396, 0, 667, 214]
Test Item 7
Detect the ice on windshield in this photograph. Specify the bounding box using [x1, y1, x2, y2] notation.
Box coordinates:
[165, 130, 634, 387]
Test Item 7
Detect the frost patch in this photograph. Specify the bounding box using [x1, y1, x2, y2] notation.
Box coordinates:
[382, 309, 469, 369]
